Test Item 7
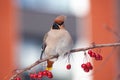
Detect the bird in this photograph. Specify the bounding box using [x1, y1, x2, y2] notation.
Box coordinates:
[40, 15, 73, 70]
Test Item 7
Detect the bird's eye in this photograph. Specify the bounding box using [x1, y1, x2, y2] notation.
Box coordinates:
[52, 23, 60, 29]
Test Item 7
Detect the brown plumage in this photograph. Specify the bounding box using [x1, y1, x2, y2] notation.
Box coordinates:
[54, 15, 66, 25]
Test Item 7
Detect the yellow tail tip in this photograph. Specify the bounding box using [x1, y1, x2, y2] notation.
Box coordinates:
[46, 67, 52, 71]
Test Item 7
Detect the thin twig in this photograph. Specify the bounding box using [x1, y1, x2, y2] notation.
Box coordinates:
[70, 42, 120, 53]
[103, 25, 120, 38]
[104, 25, 120, 80]
[10, 42, 120, 80]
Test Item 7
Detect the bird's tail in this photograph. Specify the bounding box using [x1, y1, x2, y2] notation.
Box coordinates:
[46, 60, 54, 71]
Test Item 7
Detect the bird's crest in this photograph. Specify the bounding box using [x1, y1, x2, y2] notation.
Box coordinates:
[54, 15, 66, 25]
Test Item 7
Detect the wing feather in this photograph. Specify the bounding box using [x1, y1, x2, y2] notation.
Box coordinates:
[40, 33, 48, 59]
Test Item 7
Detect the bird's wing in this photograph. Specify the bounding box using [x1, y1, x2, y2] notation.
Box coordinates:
[40, 33, 48, 60]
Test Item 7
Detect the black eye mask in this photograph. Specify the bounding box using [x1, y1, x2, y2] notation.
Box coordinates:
[52, 22, 64, 30]
[52, 23, 60, 29]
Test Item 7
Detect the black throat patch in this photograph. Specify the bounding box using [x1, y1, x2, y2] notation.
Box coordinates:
[52, 23, 60, 30]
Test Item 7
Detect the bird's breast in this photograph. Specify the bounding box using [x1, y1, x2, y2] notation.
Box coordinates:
[45, 30, 73, 56]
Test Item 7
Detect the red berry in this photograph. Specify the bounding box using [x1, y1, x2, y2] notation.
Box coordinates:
[66, 64, 71, 70]
[91, 52, 96, 57]
[89, 65, 93, 70]
[30, 74, 34, 78]
[47, 71, 53, 78]
[86, 62, 93, 70]
[47, 71, 52, 76]
[38, 71, 43, 75]
[88, 50, 93, 55]
[15, 77, 21, 80]
[33, 73, 38, 78]
[84, 68, 89, 72]
[37, 74, 43, 78]
[43, 71, 48, 76]
[86, 62, 91, 67]
[95, 53, 102, 60]
[81, 64, 87, 69]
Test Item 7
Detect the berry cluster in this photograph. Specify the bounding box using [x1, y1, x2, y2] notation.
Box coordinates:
[88, 50, 103, 60]
[81, 62, 93, 72]
[66, 64, 71, 70]
[30, 70, 53, 79]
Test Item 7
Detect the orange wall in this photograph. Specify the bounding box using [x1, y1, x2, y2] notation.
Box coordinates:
[91, 0, 117, 80]
[0, 0, 16, 79]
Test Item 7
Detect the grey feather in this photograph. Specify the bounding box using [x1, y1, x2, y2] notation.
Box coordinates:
[40, 33, 48, 60]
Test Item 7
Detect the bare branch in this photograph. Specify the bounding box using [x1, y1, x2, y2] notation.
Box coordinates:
[10, 55, 59, 80]
[70, 42, 120, 53]
[10, 42, 120, 80]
